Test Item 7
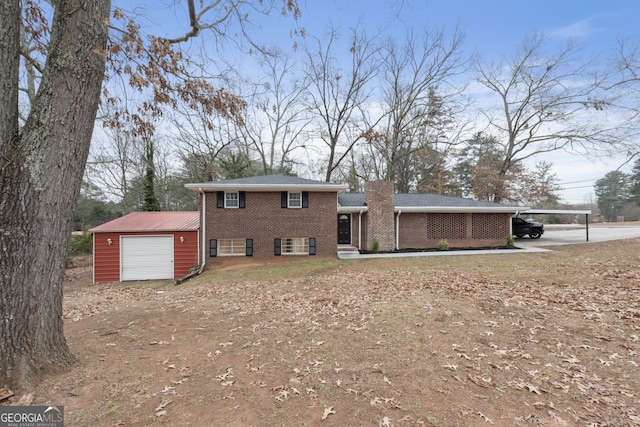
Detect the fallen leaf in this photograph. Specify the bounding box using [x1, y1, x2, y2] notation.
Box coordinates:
[478, 412, 494, 424]
[548, 410, 567, 425]
[322, 406, 336, 420]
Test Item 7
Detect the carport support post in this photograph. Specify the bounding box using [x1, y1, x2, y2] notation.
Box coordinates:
[585, 214, 589, 242]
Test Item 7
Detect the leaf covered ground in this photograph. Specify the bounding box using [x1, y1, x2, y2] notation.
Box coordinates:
[8, 237, 640, 426]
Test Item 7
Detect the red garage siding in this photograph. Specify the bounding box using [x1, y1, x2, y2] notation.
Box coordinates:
[90, 211, 200, 283]
[173, 231, 199, 277]
[93, 232, 121, 283]
[92, 231, 198, 283]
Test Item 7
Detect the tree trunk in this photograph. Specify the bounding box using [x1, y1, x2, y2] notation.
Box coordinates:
[0, 0, 110, 391]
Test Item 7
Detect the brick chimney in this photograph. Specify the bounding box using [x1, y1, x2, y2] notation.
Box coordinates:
[365, 181, 395, 251]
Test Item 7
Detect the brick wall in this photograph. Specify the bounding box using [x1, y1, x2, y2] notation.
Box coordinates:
[365, 181, 395, 251]
[398, 212, 512, 248]
[204, 191, 337, 265]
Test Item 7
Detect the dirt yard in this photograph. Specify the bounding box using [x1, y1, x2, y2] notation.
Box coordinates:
[4, 237, 640, 426]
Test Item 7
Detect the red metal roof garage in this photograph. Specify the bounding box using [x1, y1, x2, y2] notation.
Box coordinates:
[89, 211, 200, 283]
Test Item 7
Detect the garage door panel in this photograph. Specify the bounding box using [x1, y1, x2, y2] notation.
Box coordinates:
[121, 235, 174, 281]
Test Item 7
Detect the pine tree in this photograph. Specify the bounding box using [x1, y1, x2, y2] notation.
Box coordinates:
[142, 141, 161, 211]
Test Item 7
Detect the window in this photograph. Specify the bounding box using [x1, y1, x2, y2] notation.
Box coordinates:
[281, 191, 309, 208]
[282, 238, 308, 255]
[217, 191, 245, 208]
[217, 239, 247, 256]
[274, 238, 315, 255]
[210, 239, 252, 257]
[225, 192, 239, 208]
[288, 192, 302, 208]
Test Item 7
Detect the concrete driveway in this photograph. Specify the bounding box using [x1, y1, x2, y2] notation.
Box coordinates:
[515, 224, 640, 248]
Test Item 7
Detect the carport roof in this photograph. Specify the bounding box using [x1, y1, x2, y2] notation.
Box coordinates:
[89, 211, 199, 233]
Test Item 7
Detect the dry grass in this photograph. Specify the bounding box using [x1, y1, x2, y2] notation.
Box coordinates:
[5, 238, 640, 426]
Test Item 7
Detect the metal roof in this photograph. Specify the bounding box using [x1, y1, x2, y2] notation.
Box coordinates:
[338, 193, 526, 213]
[185, 174, 349, 193]
[89, 211, 200, 233]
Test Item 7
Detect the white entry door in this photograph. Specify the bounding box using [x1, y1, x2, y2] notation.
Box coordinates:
[121, 235, 174, 281]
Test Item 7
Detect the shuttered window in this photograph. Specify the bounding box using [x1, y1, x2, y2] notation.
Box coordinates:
[217, 191, 245, 208]
[281, 191, 309, 208]
[218, 239, 247, 256]
[281, 238, 309, 255]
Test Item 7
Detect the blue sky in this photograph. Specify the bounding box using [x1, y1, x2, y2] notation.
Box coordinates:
[296, 1, 640, 204]
[116, 0, 640, 204]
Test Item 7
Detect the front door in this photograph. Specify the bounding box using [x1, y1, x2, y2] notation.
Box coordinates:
[337, 214, 351, 244]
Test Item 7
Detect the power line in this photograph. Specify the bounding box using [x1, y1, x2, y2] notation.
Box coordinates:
[557, 179, 598, 185]
[561, 185, 595, 190]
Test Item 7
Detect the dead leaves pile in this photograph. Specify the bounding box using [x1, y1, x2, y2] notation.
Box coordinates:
[55, 247, 640, 426]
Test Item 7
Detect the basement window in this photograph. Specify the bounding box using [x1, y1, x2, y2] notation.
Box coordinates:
[218, 239, 247, 256]
[282, 238, 309, 255]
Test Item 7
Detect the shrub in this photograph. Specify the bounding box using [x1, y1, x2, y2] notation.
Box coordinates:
[372, 239, 380, 253]
[506, 234, 515, 249]
[68, 231, 92, 256]
[437, 239, 449, 251]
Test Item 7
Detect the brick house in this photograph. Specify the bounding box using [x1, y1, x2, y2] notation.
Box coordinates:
[185, 175, 525, 268]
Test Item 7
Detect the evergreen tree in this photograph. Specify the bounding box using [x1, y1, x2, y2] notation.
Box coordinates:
[594, 171, 630, 222]
[629, 158, 640, 204]
[142, 142, 161, 211]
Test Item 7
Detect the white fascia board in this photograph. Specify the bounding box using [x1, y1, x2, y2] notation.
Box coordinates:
[394, 206, 528, 214]
[522, 209, 592, 215]
[184, 183, 349, 194]
[337, 206, 368, 214]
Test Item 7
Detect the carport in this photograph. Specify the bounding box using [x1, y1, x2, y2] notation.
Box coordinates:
[520, 209, 592, 241]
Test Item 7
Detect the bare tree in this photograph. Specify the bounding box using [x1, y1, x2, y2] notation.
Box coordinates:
[1, 0, 300, 391]
[362, 28, 467, 192]
[304, 27, 380, 182]
[237, 49, 312, 174]
[171, 103, 242, 183]
[86, 127, 144, 213]
[475, 33, 615, 201]
[604, 39, 640, 162]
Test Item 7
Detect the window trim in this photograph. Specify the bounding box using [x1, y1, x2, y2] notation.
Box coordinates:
[217, 238, 248, 256]
[224, 192, 239, 208]
[288, 191, 302, 208]
[281, 191, 309, 208]
[281, 237, 310, 255]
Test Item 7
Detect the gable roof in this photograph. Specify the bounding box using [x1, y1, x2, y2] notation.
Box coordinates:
[338, 193, 526, 213]
[185, 174, 349, 193]
[89, 211, 200, 233]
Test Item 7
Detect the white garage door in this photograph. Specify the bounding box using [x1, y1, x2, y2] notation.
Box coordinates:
[121, 235, 174, 281]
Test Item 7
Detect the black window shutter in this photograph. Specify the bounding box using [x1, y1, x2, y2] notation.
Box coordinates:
[281, 192, 288, 208]
[309, 237, 316, 255]
[274, 238, 282, 256]
[246, 239, 253, 256]
[209, 239, 217, 257]
[216, 191, 224, 208]
[302, 191, 309, 208]
[239, 191, 246, 209]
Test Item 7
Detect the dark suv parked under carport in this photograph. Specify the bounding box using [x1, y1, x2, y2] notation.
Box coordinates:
[512, 216, 544, 239]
